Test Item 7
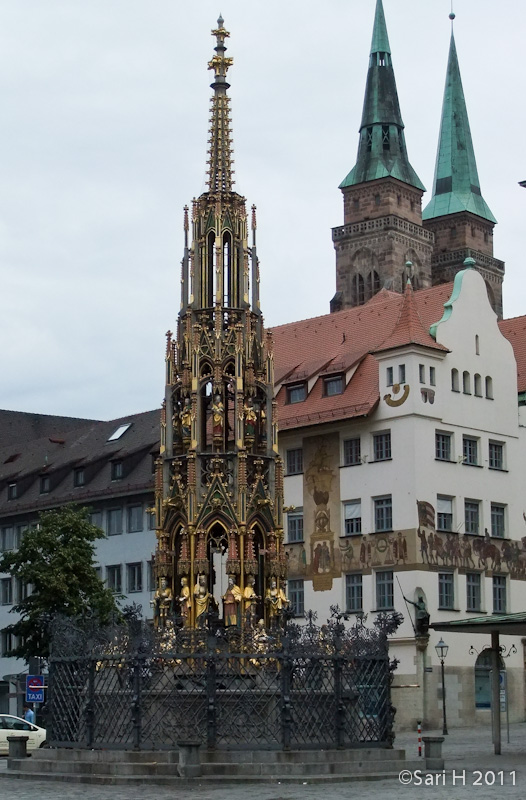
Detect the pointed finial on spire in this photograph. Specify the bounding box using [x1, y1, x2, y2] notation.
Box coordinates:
[207, 17, 234, 193]
[449, 0, 455, 25]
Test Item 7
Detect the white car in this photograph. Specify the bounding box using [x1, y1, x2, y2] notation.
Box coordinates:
[0, 714, 47, 754]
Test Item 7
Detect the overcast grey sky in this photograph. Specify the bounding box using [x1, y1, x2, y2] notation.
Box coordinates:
[0, 1, 524, 420]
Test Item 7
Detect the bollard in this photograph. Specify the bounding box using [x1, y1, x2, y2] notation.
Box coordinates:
[177, 739, 202, 778]
[7, 735, 29, 760]
[417, 720, 422, 757]
[422, 735, 445, 770]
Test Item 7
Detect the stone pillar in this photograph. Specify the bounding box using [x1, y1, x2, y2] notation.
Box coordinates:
[7, 735, 29, 759]
[177, 739, 202, 778]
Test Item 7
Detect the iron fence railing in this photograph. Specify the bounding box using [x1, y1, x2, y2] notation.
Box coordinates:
[47, 609, 402, 751]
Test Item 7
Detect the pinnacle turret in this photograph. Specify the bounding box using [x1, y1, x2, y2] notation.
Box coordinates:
[340, 0, 424, 190]
[206, 16, 235, 194]
[423, 31, 495, 223]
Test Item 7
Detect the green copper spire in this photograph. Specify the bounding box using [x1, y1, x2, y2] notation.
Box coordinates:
[370, 0, 391, 56]
[340, 0, 424, 190]
[423, 32, 496, 222]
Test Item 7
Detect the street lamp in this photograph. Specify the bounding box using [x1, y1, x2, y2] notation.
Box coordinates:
[435, 637, 449, 735]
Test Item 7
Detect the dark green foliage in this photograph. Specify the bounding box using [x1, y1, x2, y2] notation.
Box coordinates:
[0, 505, 119, 659]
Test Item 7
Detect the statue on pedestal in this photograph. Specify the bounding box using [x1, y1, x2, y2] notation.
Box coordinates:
[153, 577, 173, 626]
[194, 574, 211, 627]
[265, 578, 288, 626]
[222, 575, 242, 627]
[243, 575, 260, 628]
[178, 576, 191, 626]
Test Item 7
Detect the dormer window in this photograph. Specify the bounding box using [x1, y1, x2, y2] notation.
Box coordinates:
[324, 376, 343, 397]
[287, 384, 306, 405]
[40, 476, 50, 494]
[7, 483, 17, 501]
[74, 468, 85, 488]
[111, 461, 123, 481]
[382, 125, 390, 151]
[366, 126, 373, 152]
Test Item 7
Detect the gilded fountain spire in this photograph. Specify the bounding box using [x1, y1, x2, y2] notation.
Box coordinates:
[153, 19, 284, 630]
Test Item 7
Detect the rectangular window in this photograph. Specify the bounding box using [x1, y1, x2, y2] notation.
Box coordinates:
[438, 573, 454, 609]
[286, 448, 303, 475]
[398, 364, 406, 384]
[287, 512, 304, 543]
[376, 571, 394, 610]
[429, 367, 436, 386]
[127, 563, 143, 593]
[466, 572, 482, 612]
[94, 566, 102, 580]
[90, 511, 103, 529]
[345, 573, 363, 612]
[465, 500, 480, 535]
[435, 432, 452, 461]
[488, 442, 504, 470]
[419, 364, 425, 384]
[1, 629, 15, 657]
[324, 376, 343, 396]
[40, 476, 50, 494]
[288, 580, 304, 617]
[373, 431, 391, 461]
[386, 366, 393, 386]
[287, 384, 306, 404]
[437, 496, 453, 532]
[374, 496, 392, 532]
[343, 437, 361, 466]
[16, 579, 30, 603]
[0, 527, 15, 552]
[127, 505, 143, 533]
[111, 461, 123, 481]
[107, 565, 122, 593]
[147, 560, 155, 592]
[107, 508, 123, 536]
[463, 436, 478, 466]
[74, 468, 85, 487]
[491, 504, 505, 538]
[1, 578, 13, 606]
[493, 575, 507, 614]
[344, 500, 362, 535]
[7, 483, 17, 500]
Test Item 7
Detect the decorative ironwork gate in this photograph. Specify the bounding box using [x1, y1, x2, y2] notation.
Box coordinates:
[47, 610, 402, 750]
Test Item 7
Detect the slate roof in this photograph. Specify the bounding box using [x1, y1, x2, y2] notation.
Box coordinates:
[0, 409, 160, 518]
[0, 409, 98, 450]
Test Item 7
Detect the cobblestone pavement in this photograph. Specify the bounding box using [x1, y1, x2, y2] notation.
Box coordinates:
[0, 722, 524, 800]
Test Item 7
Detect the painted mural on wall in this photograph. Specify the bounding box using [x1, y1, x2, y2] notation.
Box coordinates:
[339, 529, 413, 574]
[416, 500, 526, 579]
[299, 434, 342, 590]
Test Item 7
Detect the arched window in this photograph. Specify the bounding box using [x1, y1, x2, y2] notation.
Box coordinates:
[485, 376, 493, 399]
[352, 274, 365, 306]
[463, 371, 471, 394]
[474, 374, 482, 397]
[451, 369, 459, 392]
[475, 334, 480, 355]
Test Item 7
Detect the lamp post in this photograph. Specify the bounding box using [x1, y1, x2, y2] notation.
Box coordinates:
[435, 638, 449, 735]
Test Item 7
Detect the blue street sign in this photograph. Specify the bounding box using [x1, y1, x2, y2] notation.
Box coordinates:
[26, 674, 44, 703]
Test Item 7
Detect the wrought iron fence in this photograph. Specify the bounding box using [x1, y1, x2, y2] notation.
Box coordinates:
[47, 609, 402, 751]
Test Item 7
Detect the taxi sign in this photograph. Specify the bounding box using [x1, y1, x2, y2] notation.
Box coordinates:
[26, 674, 44, 703]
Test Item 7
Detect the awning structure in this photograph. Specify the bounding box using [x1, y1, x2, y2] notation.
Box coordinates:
[430, 613, 526, 754]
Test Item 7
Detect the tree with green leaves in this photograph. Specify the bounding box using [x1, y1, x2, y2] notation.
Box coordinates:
[0, 504, 119, 660]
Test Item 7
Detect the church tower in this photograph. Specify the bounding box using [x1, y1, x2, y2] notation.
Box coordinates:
[331, 0, 433, 312]
[153, 19, 285, 628]
[422, 17, 504, 317]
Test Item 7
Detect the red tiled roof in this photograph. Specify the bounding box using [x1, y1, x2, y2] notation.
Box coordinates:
[374, 282, 449, 354]
[272, 283, 454, 430]
[499, 315, 526, 393]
